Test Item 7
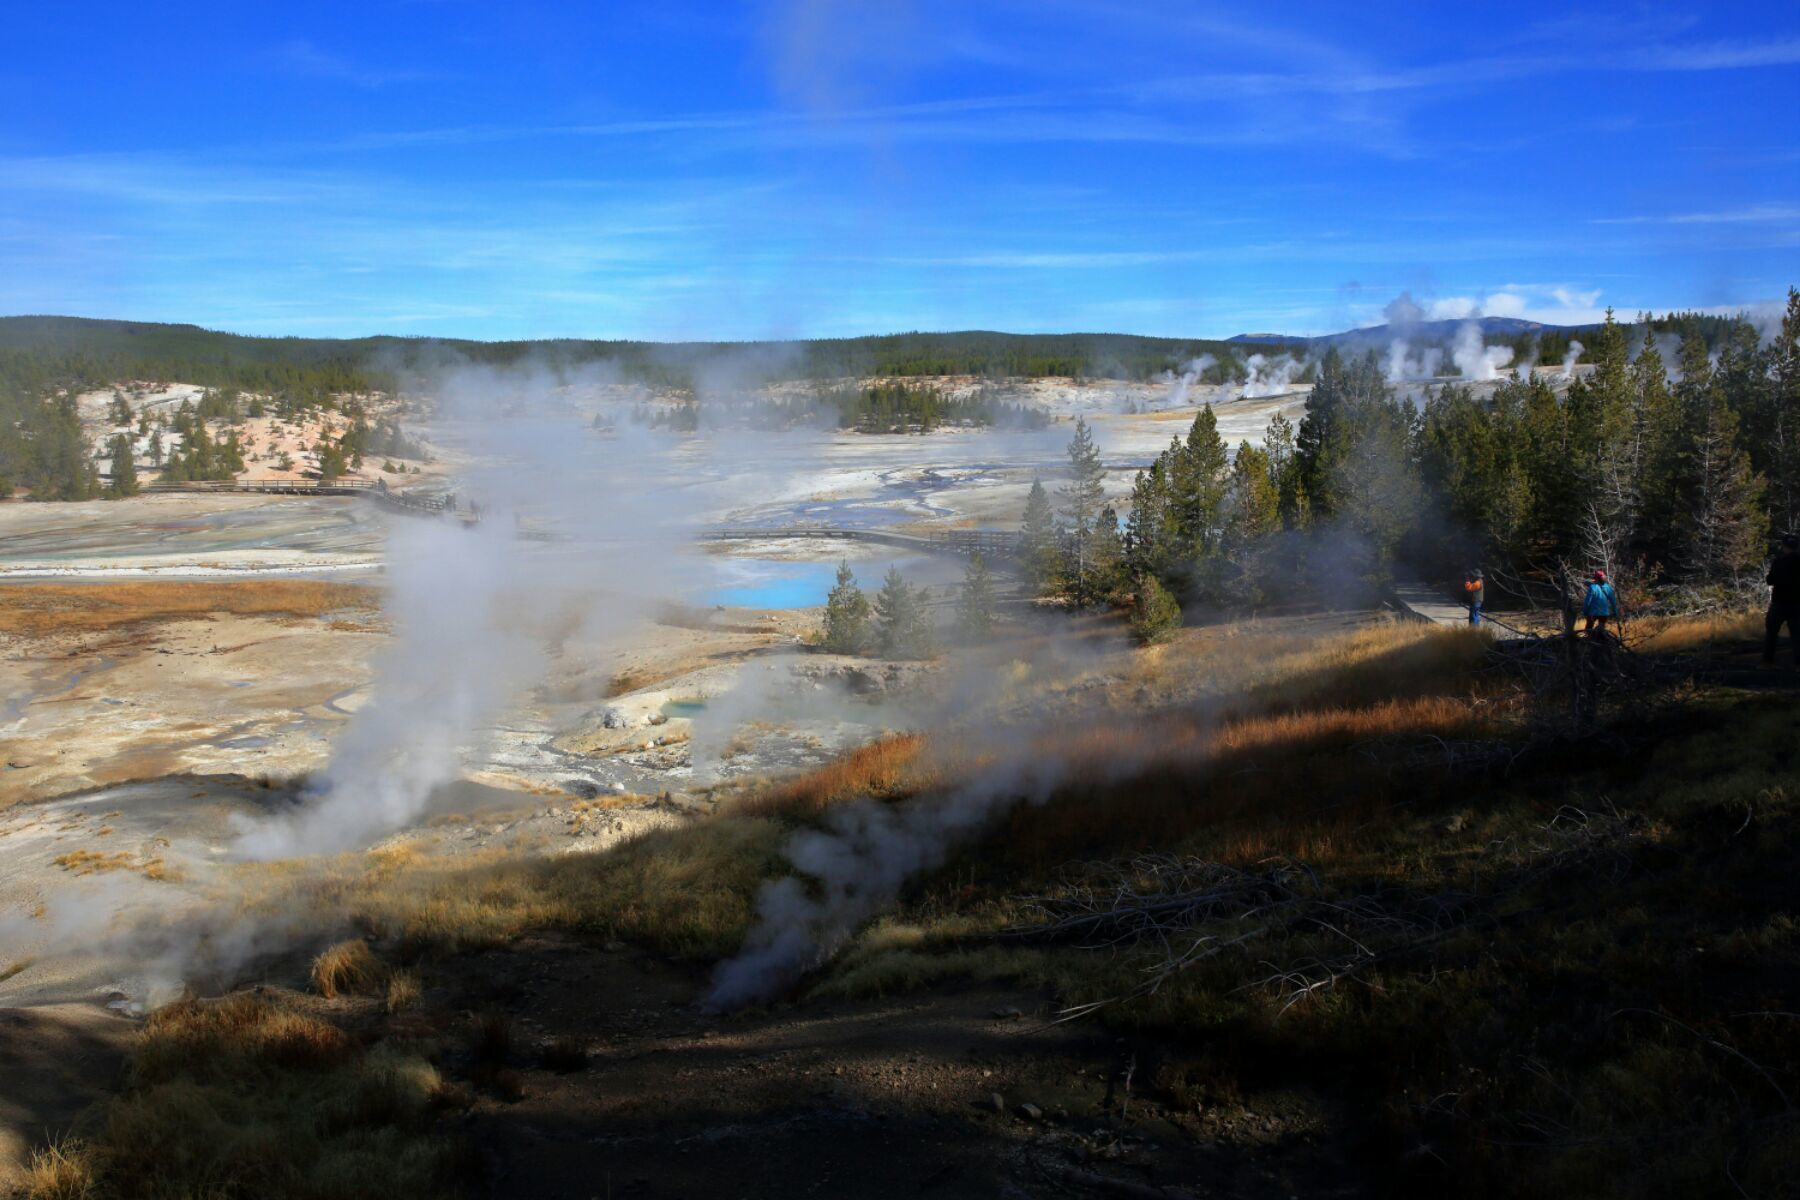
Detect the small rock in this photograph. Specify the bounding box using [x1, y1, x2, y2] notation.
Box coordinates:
[1016, 1103, 1043, 1122]
[984, 1092, 1006, 1114]
[608, 782, 627, 795]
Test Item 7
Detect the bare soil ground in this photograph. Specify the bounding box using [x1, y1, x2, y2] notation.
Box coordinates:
[381, 935, 1359, 1200]
[0, 1005, 134, 1195]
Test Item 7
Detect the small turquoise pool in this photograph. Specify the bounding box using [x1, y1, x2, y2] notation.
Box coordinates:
[661, 699, 707, 719]
[697, 555, 954, 610]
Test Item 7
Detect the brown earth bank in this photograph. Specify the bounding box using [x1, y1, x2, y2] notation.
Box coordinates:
[6, 611, 1798, 1198]
[430, 936, 1359, 1200]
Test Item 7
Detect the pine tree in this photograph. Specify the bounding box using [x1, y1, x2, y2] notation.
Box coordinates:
[1058, 417, 1108, 606]
[1767, 289, 1800, 537]
[1124, 459, 1174, 582]
[223, 430, 245, 475]
[1020, 476, 1059, 594]
[316, 440, 346, 482]
[1676, 379, 1765, 586]
[874, 566, 935, 659]
[1332, 399, 1422, 593]
[1629, 325, 1681, 571]
[1091, 503, 1125, 601]
[821, 560, 873, 654]
[1129, 574, 1182, 644]
[1224, 442, 1279, 603]
[1262, 412, 1307, 529]
[1297, 349, 1392, 522]
[1172, 404, 1230, 557]
[107, 433, 138, 498]
[955, 553, 997, 642]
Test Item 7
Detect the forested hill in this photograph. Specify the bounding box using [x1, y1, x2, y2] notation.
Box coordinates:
[0, 316, 1247, 392]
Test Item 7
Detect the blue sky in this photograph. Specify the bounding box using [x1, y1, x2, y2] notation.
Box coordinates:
[4, 1, 1798, 340]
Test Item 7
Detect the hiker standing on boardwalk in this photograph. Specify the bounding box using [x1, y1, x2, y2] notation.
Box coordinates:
[1765, 534, 1800, 667]
[1583, 569, 1619, 637]
[1463, 569, 1484, 626]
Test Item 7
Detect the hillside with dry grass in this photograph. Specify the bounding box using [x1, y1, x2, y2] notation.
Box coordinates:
[16, 611, 1797, 1199]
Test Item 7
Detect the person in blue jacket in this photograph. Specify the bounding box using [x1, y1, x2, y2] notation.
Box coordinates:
[1583, 569, 1619, 636]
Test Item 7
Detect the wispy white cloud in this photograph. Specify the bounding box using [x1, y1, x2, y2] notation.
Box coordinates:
[1626, 36, 1800, 70]
[271, 40, 443, 88]
[1597, 203, 1800, 225]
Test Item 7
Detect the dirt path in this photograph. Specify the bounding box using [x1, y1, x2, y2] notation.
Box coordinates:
[445, 937, 1363, 1200]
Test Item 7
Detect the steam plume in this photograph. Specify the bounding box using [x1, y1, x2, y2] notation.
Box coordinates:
[1451, 320, 1515, 381]
[1241, 352, 1304, 397]
[1166, 354, 1216, 407]
[706, 748, 1066, 1010]
[1559, 339, 1585, 380]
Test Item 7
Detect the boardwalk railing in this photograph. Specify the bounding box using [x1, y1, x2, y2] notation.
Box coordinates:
[146, 478, 378, 496]
[146, 477, 455, 517]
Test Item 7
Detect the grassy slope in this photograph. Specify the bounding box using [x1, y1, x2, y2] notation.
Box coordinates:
[28, 617, 1800, 1198]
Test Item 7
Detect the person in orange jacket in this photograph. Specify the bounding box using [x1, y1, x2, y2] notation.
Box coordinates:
[1463, 569, 1484, 626]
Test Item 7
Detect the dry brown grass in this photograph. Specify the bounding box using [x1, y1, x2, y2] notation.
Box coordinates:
[63, 987, 457, 1198]
[50, 849, 134, 875]
[986, 692, 1487, 872]
[0, 580, 380, 636]
[1629, 608, 1764, 653]
[310, 939, 387, 999]
[134, 990, 354, 1084]
[733, 732, 931, 820]
[23, 1138, 96, 1200]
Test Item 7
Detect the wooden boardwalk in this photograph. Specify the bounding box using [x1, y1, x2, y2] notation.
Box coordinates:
[1391, 583, 1479, 627]
[145, 478, 457, 518]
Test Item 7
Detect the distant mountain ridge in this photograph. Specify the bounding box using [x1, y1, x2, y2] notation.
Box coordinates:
[1229, 316, 1598, 347]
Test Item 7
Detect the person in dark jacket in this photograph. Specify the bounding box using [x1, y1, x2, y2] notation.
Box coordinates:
[1582, 569, 1619, 636]
[1765, 534, 1800, 666]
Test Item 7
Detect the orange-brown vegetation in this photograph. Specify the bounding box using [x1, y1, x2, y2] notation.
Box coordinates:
[0, 580, 380, 636]
[733, 732, 931, 820]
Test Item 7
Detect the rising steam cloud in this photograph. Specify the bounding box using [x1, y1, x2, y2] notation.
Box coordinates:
[1451, 320, 1514, 382]
[235, 363, 707, 860]
[1166, 354, 1217, 407]
[1241, 352, 1304, 397]
[707, 747, 1068, 1010]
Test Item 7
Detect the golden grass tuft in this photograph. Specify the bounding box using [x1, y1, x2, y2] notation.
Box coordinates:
[384, 970, 422, 1014]
[50, 849, 134, 875]
[0, 580, 380, 636]
[24, 1137, 96, 1200]
[310, 939, 386, 999]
